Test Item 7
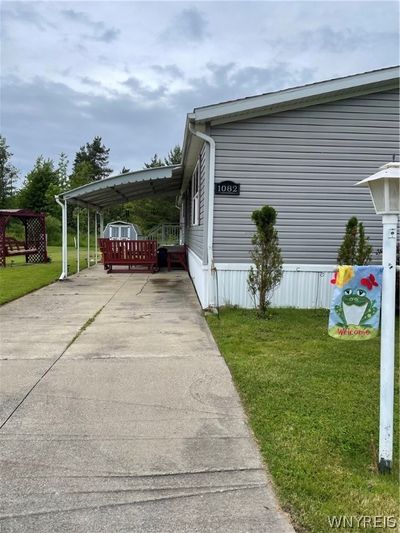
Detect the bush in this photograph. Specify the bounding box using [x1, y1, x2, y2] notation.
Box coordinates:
[247, 205, 283, 317]
[337, 217, 372, 265]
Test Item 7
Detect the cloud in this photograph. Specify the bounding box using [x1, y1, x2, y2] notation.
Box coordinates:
[268, 25, 399, 54]
[161, 7, 209, 43]
[2, 0, 398, 184]
[61, 8, 120, 43]
[1, 77, 184, 181]
[174, 62, 317, 112]
[3, 63, 310, 182]
[151, 64, 184, 79]
[123, 77, 168, 101]
[2, 2, 56, 31]
[80, 76, 103, 88]
[96, 28, 120, 43]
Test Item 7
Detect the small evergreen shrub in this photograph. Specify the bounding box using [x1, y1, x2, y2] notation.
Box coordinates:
[247, 205, 283, 317]
[337, 217, 372, 265]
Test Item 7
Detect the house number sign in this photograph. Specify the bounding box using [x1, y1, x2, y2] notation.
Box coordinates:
[214, 181, 240, 195]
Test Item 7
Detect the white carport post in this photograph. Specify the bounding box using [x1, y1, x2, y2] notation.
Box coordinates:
[55, 196, 68, 280]
[76, 210, 80, 274]
[95, 211, 98, 264]
[99, 212, 104, 236]
[87, 209, 90, 268]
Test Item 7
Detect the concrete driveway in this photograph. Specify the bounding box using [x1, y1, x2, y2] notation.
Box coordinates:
[0, 267, 294, 533]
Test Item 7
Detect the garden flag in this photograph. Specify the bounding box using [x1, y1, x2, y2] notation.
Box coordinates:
[328, 265, 383, 340]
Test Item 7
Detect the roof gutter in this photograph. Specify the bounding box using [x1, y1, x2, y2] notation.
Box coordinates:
[188, 121, 216, 307]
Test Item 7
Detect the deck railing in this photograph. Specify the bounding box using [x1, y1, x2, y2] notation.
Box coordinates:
[146, 224, 181, 245]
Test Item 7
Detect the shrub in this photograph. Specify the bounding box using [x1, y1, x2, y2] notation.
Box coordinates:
[337, 217, 372, 265]
[247, 205, 283, 317]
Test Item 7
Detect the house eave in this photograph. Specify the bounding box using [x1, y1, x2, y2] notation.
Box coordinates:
[192, 66, 400, 126]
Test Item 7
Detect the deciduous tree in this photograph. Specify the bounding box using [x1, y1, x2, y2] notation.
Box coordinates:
[19, 157, 59, 215]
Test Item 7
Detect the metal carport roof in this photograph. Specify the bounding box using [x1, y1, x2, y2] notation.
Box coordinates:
[59, 165, 183, 209]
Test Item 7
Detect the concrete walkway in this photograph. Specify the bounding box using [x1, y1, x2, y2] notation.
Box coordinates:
[0, 267, 294, 533]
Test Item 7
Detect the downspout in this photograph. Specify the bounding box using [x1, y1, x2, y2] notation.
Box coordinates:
[188, 122, 216, 308]
[55, 195, 67, 280]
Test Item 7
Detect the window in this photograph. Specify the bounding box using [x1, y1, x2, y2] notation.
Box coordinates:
[120, 226, 129, 239]
[110, 226, 119, 239]
[191, 163, 200, 226]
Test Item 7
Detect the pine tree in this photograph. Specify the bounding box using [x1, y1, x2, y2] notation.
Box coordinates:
[0, 135, 19, 208]
[337, 217, 372, 265]
[69, 161, 95, 190]
[247, 206, 283, 317]
[72, 136, 112, 181]
[57, 152, 70, 190]
[144, 154, 164, 168]
[164, 145, 182, 166]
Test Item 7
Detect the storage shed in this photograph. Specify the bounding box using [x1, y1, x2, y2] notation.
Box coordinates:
[103, 221, 140, 240]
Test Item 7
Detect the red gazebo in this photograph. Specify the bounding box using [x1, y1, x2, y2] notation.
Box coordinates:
[0, 209, 48, 267]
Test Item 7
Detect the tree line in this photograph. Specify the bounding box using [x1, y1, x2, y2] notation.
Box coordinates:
[0, 135, 182, 243]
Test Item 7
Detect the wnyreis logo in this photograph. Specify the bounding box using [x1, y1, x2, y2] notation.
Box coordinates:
[327, 515, 398, 529]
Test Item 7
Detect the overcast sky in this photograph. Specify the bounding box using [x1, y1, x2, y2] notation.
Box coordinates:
[1, 0, 399, 183]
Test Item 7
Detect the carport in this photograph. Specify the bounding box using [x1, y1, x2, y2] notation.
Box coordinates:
[55, 165, 183, 279]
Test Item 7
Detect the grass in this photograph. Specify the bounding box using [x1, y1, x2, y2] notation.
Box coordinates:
[0, 246, 96, 305]
[206, 307, 399, 533]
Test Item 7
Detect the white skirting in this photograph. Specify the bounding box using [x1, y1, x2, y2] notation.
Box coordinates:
[212, 263, 336, 309]
[187, 255, 336, 309]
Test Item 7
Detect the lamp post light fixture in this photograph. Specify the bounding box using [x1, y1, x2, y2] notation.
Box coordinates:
[356, 162, 400, 473]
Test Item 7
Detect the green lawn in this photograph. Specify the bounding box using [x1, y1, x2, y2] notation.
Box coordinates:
[206, 308, 399, 533]
[0, 246, 96, 305]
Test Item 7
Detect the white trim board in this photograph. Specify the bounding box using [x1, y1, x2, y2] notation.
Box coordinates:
[214, 263, 337, 272]
[187, 247, 208, 308]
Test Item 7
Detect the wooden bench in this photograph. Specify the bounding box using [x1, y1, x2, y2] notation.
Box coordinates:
[100, 239, 158, 273]
[4, 237, 38, 257]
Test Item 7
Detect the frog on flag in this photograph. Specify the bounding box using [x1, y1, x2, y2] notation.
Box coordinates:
[329, 265, 383, 340]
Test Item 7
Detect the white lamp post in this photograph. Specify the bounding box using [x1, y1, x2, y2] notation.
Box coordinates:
[356, 162, 400, 473]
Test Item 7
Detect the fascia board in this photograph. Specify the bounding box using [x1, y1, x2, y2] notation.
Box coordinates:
[60, 166, 180, 201]
[208, 82, 399, 127]
[193, 68, 400, 124]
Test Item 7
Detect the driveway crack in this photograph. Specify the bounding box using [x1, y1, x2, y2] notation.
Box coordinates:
[0, 276, 131, 431]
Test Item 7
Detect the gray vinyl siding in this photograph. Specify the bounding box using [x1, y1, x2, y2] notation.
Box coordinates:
[185, 143, 207, 259]
[211, 89, 399, 264]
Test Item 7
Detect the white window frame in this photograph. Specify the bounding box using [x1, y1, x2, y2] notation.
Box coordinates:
[191, 162, 200, 226]
[110, 225, 119, 239]
[120, 226, 129, 239]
